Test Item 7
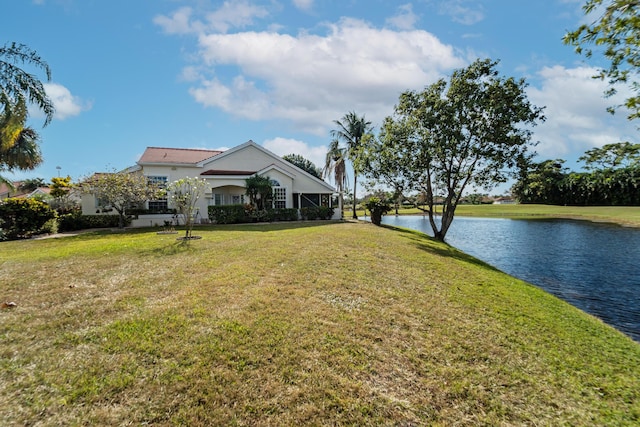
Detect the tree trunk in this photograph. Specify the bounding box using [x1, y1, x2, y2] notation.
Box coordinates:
[116, 208, 125, 229]
[352, 174, 358, 219]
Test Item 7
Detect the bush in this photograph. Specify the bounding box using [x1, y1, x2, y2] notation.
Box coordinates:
[365, 197, 392, 226]
[209, 205, 332, 224]
[300, 206, 334, 220]
[208, 205, 250, 224]
[268, 208, 299, 221]
[58, 211, 127, 231]
[0, 198, 57, 240]
[127, 207, 176, 216]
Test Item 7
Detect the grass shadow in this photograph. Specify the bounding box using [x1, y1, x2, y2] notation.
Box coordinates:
[149, 238, 200, 256]
[186, 220, 346, 233]
[379, 224, 502, 272]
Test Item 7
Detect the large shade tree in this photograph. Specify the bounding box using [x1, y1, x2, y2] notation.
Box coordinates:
[564, 0, 640, 120]
[282, 153, 322, 179]
[361, 119, 414, 215]
[373, 59, 544, 241]
[330, 111, 373, 219]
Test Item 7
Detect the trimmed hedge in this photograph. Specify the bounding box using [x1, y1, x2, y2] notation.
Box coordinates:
[127, 208, 176, 216]
[266, 208, 299, 222]
[209, 205, 332, 224]
[300, 206, 334, 220]
[208, 205, 249, 224]
[58, 212, 128, 231]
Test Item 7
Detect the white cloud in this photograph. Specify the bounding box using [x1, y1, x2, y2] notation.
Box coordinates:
[439, 0, 484, 25]
[187, 17, 464, 133]
[154, 1, 269, 35]
[292, 0, 314, 12]
[527, 65, 636, 164]
[263, 137, 327, 170]
[386, 3, 419, 30]
[153, 7, 196, 35]
[41, 83, 91, 120]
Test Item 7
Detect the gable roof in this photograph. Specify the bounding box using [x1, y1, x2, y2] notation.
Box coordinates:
[200, 140, 335, 192]
[138, 147, 223, 165]
[133, 140, 335, 193]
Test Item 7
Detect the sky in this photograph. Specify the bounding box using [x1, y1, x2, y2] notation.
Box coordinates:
[3, 0, 638, 195]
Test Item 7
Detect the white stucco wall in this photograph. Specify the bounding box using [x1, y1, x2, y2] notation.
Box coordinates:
[81, 141, 341, 223]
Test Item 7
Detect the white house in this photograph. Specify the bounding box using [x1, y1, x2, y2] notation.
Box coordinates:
[81, 140, 341, 225]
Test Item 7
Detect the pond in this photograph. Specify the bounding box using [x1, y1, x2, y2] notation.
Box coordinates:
[379, 215, 640, 342]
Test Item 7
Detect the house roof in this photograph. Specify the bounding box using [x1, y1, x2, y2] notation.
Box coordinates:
[133, 141, 335, 193]
[138, 147, 223, 165]
[200, 170, 257, 176]
[0, 182, 51, 199]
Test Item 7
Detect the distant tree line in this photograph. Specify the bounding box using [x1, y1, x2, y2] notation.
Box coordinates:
[512, 142, 640, 206]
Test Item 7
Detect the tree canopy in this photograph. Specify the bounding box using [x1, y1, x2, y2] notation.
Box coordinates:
[83, 172, 161, 228]
[513, 142, 640, 206]
[282, 154, 322, 178]
[578, 141, 640, 170]
[364, 59, 544, 241]
[564, 0, 640, 120]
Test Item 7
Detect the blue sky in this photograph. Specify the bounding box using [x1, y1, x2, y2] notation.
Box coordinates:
[4, 0, 638, 194]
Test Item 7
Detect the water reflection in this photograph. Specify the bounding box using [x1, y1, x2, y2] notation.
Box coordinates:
[380, 215, 640, 342]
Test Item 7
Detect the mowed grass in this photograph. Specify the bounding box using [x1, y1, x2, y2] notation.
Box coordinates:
[1, 221, 639, 426]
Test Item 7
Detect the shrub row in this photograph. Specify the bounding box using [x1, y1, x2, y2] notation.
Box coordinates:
[300, 206, 334, 220]
[58, 211, 128, 232]
[127, 207, 177, 216]
[208, 205, 249, 224]
[208, 205, 332, 224]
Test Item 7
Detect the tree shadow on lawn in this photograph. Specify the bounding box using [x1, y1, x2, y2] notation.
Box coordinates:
[379, 224, 502, 272]
[143, 220, 346, 256]
[195, 220, 342, 233]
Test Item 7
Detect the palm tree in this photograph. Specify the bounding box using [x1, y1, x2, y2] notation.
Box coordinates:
[330, 111, 373, 219]
[323, 139, 347, 219]
[0, 42, 54, 126]
[1, 126, 43, 171]
[0, 97, 43, 188]
[1, 42, 52, 186]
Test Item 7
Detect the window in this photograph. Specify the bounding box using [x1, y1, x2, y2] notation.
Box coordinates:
[273, 187, 286, 209]
[147, 176, 168, 212]
[214, 193, 224, 206]
[301, 193, 320, 208]
[232, 194, 245, 205]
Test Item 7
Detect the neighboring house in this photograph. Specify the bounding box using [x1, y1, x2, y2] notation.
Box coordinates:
[493, 196, 516, 205]
[81, 140, 341, 225]
[0, 182, 51, 200]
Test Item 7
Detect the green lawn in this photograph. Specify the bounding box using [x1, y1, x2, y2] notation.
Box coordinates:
[1, 221, 639, 425]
